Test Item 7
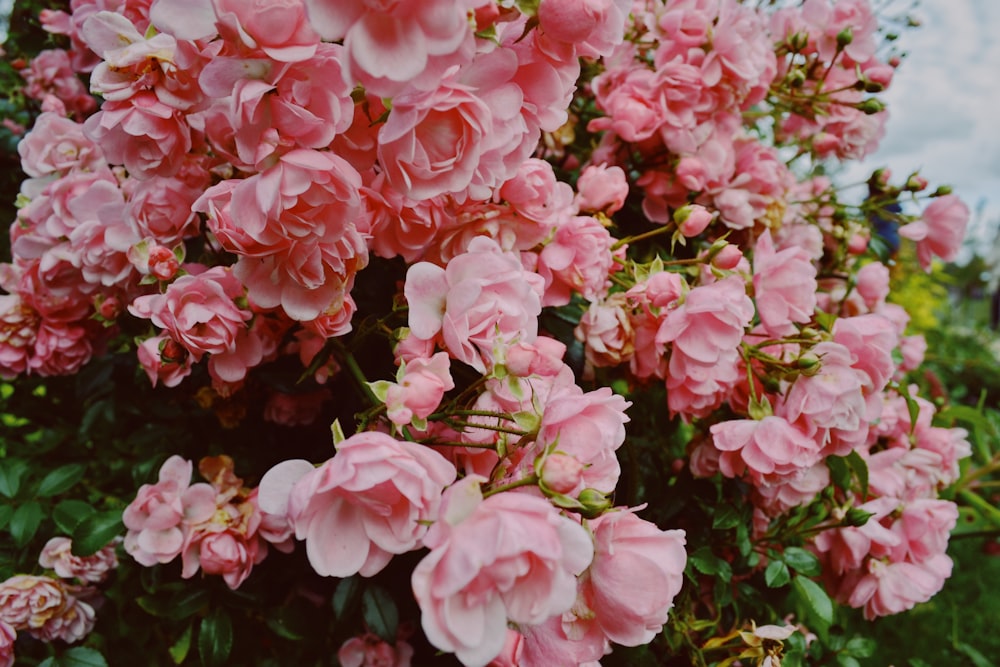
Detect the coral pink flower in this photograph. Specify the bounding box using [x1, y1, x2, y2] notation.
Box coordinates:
[899, 195, 970, 270]
[338, 633, 413, 667]
[404, 237, 544, 373]
[411, 476, 593, 667]
[263, 433, 457, 578]
[0, 294, 37, 379]
[122, 455, 217, 566]
[657, 276, 755, 418]
[382, 352, 455, 426]
[39, 537, 119, 584]
[213, 0, 319, 62]
[752, 230, 817, 336]
[711, 416, 823, 484]
[579, 509, 686, 646]
[136, 334, 194, 388]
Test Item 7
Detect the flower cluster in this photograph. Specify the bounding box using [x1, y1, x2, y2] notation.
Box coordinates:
[1, 0, 976, 664]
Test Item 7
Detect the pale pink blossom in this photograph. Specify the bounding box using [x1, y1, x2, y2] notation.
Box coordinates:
[28, 319, 94, 377]
[17, 112, 104, 178]
[265, 433, 457, 578]
[537, 215, 615, 306]
[753, 230, 817, 336]
[0, 620, 13, 667]
[412, 476, 593, 667]
[181, 498, 267, 590]
[841, 555, 953, 620]
[855, 261, 890, 310]
[0, 575, 95, 643]
[338, 633, 413, 667]
[39, 537, 119, 584]
[899, 195, 970, 270]
[711, 416, 823, 484]
[537, 0, 631, 58]
[20, 49, 96, 116]
[575, 293, 635, 368]
[575, 163, 628, 215]
[404, 237, 544, 373]
[213, 0, 319, 62]
[500, 158, 576, 227]
[579, 509, 686, 646]
[382, 352, 455, 426]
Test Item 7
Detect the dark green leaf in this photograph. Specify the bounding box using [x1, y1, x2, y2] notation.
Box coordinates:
[71, 510, 123, 556]
[765, 559, 791, 588]
[37, 463, 87, 497]
[792, 576, 834, 627]
[826, 456, 851, 491]
[783, 547, 822, 576]
[0, 504, 12, 530]
[198, 608, 233, 667]
[169, 624, 193, 664]
[332, 575, 362, 620]
[845, 450, 869, 499]
[843, 637, 876, 658]
[0, 458, 28, 498]
[53, 500, 97, 535]
[137, 589, 209, 620]
[10, 500, 43, 546]
[265, 605, 310, 641]
[362, 585, 399, 643]
[836, 656, 861, 667]
[956, 642, 993, 667]
[37, 659, 57, 667]
[712, 503, 741, 530]
[60, 647, 109, 667]
[688, 546, 721, 575]
[908, 660, 933, 667]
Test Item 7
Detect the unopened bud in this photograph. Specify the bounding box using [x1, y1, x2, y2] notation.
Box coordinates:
[904, 174, 928, 192]
[96, 295, 121, 320]
[711, 244, 743, 270]
[932, 185, 953, 197]
[674, 204, 713, 237]
[577, 488, 613, 519]
[847, 231, 869, 255]
[796, 354, 821, 372]
[836, 27, 853, 48]
[844, 507, 875, 527]
[540, 453, 585, 495]
[148, 245, 179, 281]
[856, 98, 885, 115]
[788, 31, 809, 52]
[863, 80, 885, 93]
[787, 69, 807, 88]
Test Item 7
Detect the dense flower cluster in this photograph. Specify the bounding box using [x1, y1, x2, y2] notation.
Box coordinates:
[1, 0, 974, 664]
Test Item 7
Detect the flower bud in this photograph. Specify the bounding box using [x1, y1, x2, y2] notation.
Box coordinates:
[836, 27, 853, 48]
[932, 185, 953, 197]
[847, 231, 869, 255]
[856, 98, 885, 115]
[844, 507, 875, 527]
[540, 453, 585, 495]
[905, 174, 928, 192]
[577, 488, 613, 519]
[674, 204, 713, 237]
[711, 244, 743, 270]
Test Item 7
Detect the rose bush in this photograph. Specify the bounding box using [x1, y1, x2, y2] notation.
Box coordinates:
[0, 0, 996, 665]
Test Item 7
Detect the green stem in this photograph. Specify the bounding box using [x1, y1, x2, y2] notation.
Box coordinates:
[334, 341, 380, 406]
[444, 419, 528, 436]
[483, 474, 539, 498]
[612, 223, 675, 250]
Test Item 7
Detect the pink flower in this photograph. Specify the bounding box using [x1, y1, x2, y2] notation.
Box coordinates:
[855, 261, 890, 310]
[711, 416, 823, 484]
[752, 230, 817, 336]
[412, 476, 593, 667]
[575, 163, 629, 214]
[213, 0, 319, 62]
[675, 204, 714, 237]
[500, 158, 576, 227]
[575, 293, 635, 368]
[20, 49, 96, 116]
[28, 319, 94, 377]
[38, 537, 119, 584]
[0, 575, 96, 643]
[181, 499, 267, 590]
[338, 633, 413, 667]
[537, 0, 631, 58]
[899, 195, 969, 270]
[17, 112, 104, 178]
[537, 215, 615, 306]
[0, 621, 13, 667]
[382, 352, 455, 426]
[842, 555, 953, 620]
[657, 276, 755, 418]
[579, 510, 686, 646]
[265, 433, 457, 578]
[136, 334, 194, 388]
[122, 455, 217, 566]
[128, 266, 251, 360]
[404, 237, 544, 373]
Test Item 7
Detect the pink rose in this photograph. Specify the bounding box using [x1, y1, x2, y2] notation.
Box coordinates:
[338, 633, 413, 667]
[412, 476, 593, 666]
[128, 266, 251, 359]
[383, 352, 455, 426]
[537, 215, 615, 306]
[17, 112, 104, 178]
[710, 416, 822, 484]
[899, 195, 969, 270]
[136, 334, 194, 388]
[181, 503, 266, 590]
[404, 237, 544, 372]
[579, 510, 686, 646]
[500, 158, 576, 227]
[0, 575, 96, 644]
[213, 0, 319, 62]
[0, 621, 13, 667]
[575, 163, 629, 214]
[752, 230, 817, 336]
[575, 294, 635, 368]
[264, 433, 457, 578]
[38, 537, 119, 584]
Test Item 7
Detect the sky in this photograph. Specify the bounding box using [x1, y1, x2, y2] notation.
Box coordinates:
[1, 0, 997, 255]
[843, 0, 1000, 255]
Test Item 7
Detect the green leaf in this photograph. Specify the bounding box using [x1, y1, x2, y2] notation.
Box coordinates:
[901, 390, 921, 433]
[956, 642, 994, 667]
[169, 624, 193, 664]
[845, 450, 869, 499]
[265, 605, 311, 641]
[0, 504, 12, 530]
[10, 500, 44, 546]
[688, 546, 721, 575]
[362, 585, 399, 643]
[137, 589, 209, 620]
[37, 463, 87, 497]
[835, 656, 861, 667]
[60, 647, 109, 667]
[71, 510, 123, 556]
[53, 500, 97, 535]
[783, 547, 822, 577]
[826, 455, 851, 491]
[0, 458, 28, 498]
[198, 608, 233, 667]
[908, 660, 933, 667]
[712, 504, 741, 530]
[38, 659, 57, 667]
[792, 576, 834, 627]
[333, 576, 362, 620]
[765, 559, 791, 588]
[843, 637, 876, 658]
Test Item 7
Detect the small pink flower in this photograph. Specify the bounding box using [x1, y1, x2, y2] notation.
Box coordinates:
[17, 112, 104, 178]
[537, 215, 615, 306]
[579, 509, 686, 646]
[136, 335, 194, 388]
[752, 230, 817, 336]
[575, 293, 635, 368]
[39, 537, 119, 584]
[412, 476, 594, 666]
[0, 620, 14, 667]
[264, 433, 457, 578]
[675, 204, 714, 237]
[383, 352, 455, 426]
[575, 163, 629, 214]
[338, 633, 413, 667]
[711, 416, 822, 484]
[213, 0, 319, 62]
[899, 195, 969, 270]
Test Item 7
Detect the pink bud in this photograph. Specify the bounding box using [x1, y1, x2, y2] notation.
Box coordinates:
[847, 232, 869, 255]
[97, 295, 121, 320]
[148, 245, 179, 281]
[675, 204, 713, 237]
[712, 245, 743, 270]
[541, 453, 585, 495]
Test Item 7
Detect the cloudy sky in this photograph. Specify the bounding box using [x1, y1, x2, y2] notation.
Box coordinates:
[844, 0, 1000, 253]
